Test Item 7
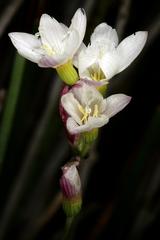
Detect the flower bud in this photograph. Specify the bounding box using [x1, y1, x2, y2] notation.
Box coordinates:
[60, 162, 82, 217]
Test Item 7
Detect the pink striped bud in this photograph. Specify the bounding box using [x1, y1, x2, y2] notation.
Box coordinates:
[60, 161, 82, 217]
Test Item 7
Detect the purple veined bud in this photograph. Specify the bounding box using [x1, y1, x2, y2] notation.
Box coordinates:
[60, 161, 82, 217]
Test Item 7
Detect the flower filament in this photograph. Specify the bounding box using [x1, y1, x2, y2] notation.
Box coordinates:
[78, 104, 99, 124]
[89, 65, 105, 81]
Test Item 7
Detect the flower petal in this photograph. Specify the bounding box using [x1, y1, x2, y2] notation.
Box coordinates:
[8, 32, 42, 63]
[77, 46, 98, 75]
[116, 31, 148, 73]
[71, 81, 103, 107]
[64, 164, 81, 193]
[66, 115, 109, 134]
[39, 14, 65, 53]
[99, 51, 119, 79]
[91, 23, 119, 50]
[87, 116, 109, 129]
[60, 163, 81, 198]
[73, 42, 86, 68]
[63, 29, 80, 59]
[103, 94, 131, 118]
[60, 23, 68, 32]
[38, 56, 60, 67]
[77, 23, 118, 76]
[61, 92, 82, 125]
[70, 8, 86, 46]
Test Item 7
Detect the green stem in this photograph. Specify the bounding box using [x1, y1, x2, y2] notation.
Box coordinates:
[0, 54, 25, 171]
[63, 216, 74, 240]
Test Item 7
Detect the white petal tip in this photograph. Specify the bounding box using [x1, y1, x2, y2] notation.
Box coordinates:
[104, 94, 132, 118]
[8, 32, 20, 47]
[125, 95, 132, 104]
[77, 8, 86, 16]
[40, 13, 50, 19]
[39, 13, 52, 28]
[8, 32, 17, 40]
[117, 94, 132, 107]
[117, 31, 148, 73]
[135, 31, 148, 43]
[80, 8, 86, 16]
[8, 32, 12, 37]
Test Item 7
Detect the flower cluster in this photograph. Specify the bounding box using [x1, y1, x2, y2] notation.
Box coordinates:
[9, 8, 147, 217]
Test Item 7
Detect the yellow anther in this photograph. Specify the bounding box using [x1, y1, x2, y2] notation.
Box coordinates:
[93, 104, 99, 117]
[81, 113, 89, 124]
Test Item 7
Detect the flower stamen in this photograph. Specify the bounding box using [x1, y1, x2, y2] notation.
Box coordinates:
[89, 66, 105, 81]
[78, 104, 92, 124]
[78, 103, 99, 123]
[93, 104, 99, 117]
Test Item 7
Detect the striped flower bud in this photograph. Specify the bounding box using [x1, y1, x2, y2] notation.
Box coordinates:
[60, 161, 82, 217]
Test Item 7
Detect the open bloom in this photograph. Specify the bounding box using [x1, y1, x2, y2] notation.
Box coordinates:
[61, 81, 131, 134]
[9, 8, 86, 68]
[74, 23, 147, 86]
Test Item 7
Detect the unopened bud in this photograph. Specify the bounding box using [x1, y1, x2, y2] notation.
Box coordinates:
[60, 162, 82, 217]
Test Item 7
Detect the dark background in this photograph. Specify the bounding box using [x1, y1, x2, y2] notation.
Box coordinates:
[0, 0, 160, 239]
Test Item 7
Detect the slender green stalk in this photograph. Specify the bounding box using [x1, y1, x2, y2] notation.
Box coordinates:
[0, 54, 25, 170]
[63, 217, 74, 240]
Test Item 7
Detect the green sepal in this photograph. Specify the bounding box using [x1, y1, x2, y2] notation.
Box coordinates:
[74, 128, 99, 157]
[82, 128, 98, 144]
[63, 197, 82, 217]
[97, 84, 108, 96]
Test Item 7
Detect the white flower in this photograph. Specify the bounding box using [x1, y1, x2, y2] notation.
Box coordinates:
[61, 81, 131, 134]
[74, 23, 148, 86]
[8, 8, 86, 68]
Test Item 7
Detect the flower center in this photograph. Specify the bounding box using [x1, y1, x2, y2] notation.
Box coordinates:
[35, 32, 55, 56]
[42, 44, 55, 56]
[89, 65, 105, 81]
[78, 104, 99, 124]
